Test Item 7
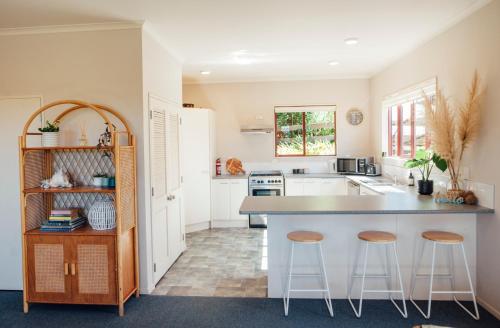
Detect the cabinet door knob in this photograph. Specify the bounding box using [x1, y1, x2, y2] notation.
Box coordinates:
[64, 263, 69, 276]
[70, 263, 76, 276]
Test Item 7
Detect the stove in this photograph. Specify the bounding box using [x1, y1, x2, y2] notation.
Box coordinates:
[249, 170, 284, 186]
[248, 170, 284, 228]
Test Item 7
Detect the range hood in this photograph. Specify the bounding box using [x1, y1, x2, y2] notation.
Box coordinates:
[240, 126, 274, 134]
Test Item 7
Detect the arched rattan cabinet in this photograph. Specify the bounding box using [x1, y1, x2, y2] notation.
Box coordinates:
[19, 100, 139, 316]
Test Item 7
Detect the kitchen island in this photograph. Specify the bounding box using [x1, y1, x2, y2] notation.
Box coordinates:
[240, 194, 493, 300]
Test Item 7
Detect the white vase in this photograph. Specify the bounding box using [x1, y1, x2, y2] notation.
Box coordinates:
[41, 132, 59, 147]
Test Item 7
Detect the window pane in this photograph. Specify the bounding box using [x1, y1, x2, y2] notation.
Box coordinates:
[414, 99, 427, 150]
[305, 111, 335, 155]
[401, 102, 412, 157]
[275, 112, 304, 155]
[390, 106, 398, 156]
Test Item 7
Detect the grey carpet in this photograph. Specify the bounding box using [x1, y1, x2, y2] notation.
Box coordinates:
[0, 291, 498, 328]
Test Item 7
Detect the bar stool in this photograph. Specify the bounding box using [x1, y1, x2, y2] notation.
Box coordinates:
[348, 230, 407, 318]
[283, 230, 333, 317]
[410, 230, 479, 320]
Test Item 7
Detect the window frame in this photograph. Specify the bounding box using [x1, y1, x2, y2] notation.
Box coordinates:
[274, 106, 337, 157]
[383, 78, 436, 159]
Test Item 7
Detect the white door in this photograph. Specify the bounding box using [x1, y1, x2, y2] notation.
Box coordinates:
[0, 96, 42, 290]
[211, 180, 230, 221]
[229, 180, 249, 221]
[165, 101, 183, 268]
[149, 96, 170, 284]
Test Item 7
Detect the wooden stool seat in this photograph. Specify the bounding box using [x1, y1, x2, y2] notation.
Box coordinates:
[358, 230, 396, 243]
[287, 230, 323, 243]
[422, 230, 464, 244]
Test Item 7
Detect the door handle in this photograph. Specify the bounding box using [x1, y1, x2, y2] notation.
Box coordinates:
[70, 263, 76, 276]
[64, 263, 69, 276]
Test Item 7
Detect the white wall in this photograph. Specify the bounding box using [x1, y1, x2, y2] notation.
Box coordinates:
[369, 0, 500, 316]
[183, 79, 371, 167]
[0, 27, 144, 290]
[139, 28, 183, 293]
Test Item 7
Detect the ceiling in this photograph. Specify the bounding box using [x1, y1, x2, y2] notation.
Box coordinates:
[0, 0, 491, 84]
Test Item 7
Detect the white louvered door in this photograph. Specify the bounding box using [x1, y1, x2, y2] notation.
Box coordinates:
[149, 95, 184, 285]
[149, 96, 169, 284]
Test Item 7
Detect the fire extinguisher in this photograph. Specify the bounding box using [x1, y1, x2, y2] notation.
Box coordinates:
[216, 158, 222, 176]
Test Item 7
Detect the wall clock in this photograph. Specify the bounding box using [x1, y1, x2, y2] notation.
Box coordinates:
[346, 108, 364, 125]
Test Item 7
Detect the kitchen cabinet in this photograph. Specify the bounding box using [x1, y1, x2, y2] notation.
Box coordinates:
[211, 179, 249, 225]
[285, 179, 304, 196]
[230, 180, 249, 221]
[181, 108, 215, 231]
[285, 177, 347, 196]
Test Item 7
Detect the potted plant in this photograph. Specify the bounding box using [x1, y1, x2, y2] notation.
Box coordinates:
[92, 172, 108, 187]
[404, 149, 447, 195]
[423, 71, 483, 194]
[38, 120, 60, 147]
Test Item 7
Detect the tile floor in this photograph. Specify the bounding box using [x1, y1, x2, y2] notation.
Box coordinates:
[152, 228, 268, 297]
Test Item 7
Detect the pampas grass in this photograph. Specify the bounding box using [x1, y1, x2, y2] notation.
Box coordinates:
[423, 71, 483, 190]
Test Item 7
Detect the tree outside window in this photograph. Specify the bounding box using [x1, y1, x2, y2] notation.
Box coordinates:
[275, 106, 336, 157]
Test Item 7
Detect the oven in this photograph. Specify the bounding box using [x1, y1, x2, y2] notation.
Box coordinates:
[248, 170, 284, 228]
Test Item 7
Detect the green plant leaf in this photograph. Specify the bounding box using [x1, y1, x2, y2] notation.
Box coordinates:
[432, 154, 448, 172]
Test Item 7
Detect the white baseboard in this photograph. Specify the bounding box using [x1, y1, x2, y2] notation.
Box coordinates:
[212, 220, 249, 228]
[477, 296, 500, 320]
[186, 221, 210, 233]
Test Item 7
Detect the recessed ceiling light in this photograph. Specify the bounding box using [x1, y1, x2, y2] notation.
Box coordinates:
[328, 61, 339, 66]
[344, 37, 359, 45]
[200, 70, 211, 75]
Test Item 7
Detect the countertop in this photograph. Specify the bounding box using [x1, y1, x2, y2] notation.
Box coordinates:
[212, 174, 249, 179]
[284, 173, 345, 179]
[239, 194, 494, 215]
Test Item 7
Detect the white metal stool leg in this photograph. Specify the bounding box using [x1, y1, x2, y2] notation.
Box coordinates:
[348, 242, 369, 318]
[410, 241, 480, 320]
[410, 241, 436, 319]
[348, 240, 407, 318]
[283, 241, 295, 316]
[454, 243, 480, 320]
[390, 242, 408, 318]
[318, 243, 334, 317]
[282, 240, 334, 317]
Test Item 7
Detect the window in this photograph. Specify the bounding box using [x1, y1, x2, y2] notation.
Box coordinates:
[384, 78, 436, 158]
[274, 105, 336, 157]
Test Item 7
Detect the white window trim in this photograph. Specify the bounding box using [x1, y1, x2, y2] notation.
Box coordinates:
[381, 77, 437, 159]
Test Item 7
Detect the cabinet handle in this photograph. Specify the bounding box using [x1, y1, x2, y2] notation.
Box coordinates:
[64, 263, 69, 276]
[70, 263, 76, 276]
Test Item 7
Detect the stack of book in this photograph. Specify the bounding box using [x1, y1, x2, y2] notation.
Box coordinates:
[40, 208, 87, 232]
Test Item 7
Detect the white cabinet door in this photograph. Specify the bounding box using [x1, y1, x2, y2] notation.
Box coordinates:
[319, 178, 347, 195]
[181, 109, 211, 226]
[229, 180, 249, 221]
[211, 180, 230, 221]
[285, 179, 304, 196]
[303, 179, 321, 196]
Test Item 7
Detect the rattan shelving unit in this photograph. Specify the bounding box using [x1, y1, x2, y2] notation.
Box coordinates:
[19, 100, 139, 316]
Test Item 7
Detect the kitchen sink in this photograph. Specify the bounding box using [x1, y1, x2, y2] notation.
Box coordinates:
[367, 182, 394, 186]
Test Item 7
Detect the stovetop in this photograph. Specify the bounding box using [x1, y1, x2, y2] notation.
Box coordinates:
[249, 170, 284, 185]
[249, 170, 283, 177]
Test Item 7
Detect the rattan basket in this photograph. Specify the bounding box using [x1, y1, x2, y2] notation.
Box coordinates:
[88, 200, 116, 230]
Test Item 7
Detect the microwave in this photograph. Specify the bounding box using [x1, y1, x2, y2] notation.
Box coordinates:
[336, 157, 374, 175]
